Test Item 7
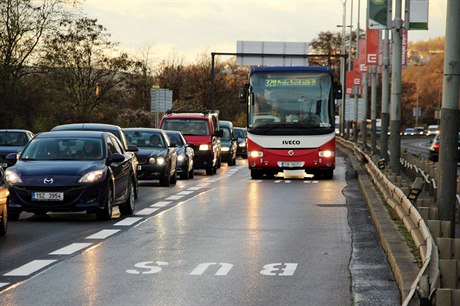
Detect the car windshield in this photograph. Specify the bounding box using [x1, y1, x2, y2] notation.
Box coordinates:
[125, 131, 166, 148]
[162, 119, 209, 136]
[221, 128, 231, 140]
[0, 132, 28, 146]
[234, 129, 245, 138]
[166, 133, 185, 146]
[20, 138, 104, 161]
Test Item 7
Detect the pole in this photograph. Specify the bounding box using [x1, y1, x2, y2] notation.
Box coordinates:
[353, 87, 359, 142]
[380, 28, 390, 161]
[361, 71, 368, 149]
[348, 0, 354, 70]
[371, 66, 377, 154]
[340, 0, 347, 137]
[389, 0, 402, 175]
[437, 0, 460, 236]
[211, 53, 216, 111]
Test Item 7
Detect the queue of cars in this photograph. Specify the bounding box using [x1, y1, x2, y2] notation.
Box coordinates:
[0, 115, 248, 233]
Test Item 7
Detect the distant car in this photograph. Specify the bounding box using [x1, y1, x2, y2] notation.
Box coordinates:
[219, 121, 237, 166]
[426, 125, 439, 136]
[234, 127, 247, 158]
[428, 132, 460, 162]
[5, 131, 137, 220]
[164, 130, 194, 180]
[0, 129, 35, 169]
[124, 128, 177, 186]
[403, 128, 415, 136]
[414, 127, 425, 135]
[0, 167, 8, 235]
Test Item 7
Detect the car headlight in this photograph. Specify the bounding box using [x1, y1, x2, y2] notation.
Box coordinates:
[199, 144, 210, 151]
[319, 150, 335, 158]
[177, 154, 185, 162]
[78, 169, 105, 183]
[149, 157, 156, 164]
[5, 169, 22, 184]
[249, 150, 263, 158]
[156, 157, 165, 165]
[238, 142, 246, 147]
[221, 146, 230, 152]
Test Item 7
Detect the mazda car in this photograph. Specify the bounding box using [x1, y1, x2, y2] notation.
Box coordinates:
[164, 130, 194, 180]
[124, 128, 177, 186]
[5, 131, 137, 220]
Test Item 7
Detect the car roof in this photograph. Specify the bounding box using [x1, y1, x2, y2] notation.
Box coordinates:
[123, 127, 163, 133]
[35, 130, 106, 139]
[220, 120, 233, 128]
[0, 129, 33, 133]
[52, 123, 121, 131]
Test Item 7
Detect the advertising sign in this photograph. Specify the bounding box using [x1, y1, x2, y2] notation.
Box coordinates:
[408, 0, 429, 30]
[236, 41, 309, 66]
[366, 28, 380, 66]
[368, 0, 390, 29]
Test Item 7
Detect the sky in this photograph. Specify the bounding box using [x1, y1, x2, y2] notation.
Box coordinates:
[79, 0, 448, 64]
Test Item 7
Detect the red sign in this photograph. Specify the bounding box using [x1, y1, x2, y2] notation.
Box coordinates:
[346, 70, 361, 95]
[366, 28, 380, 66]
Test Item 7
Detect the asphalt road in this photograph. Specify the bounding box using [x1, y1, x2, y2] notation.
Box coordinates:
[0, 153, 400, 305]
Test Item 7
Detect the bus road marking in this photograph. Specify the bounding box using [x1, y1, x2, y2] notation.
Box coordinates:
[190, 263, 233, 276]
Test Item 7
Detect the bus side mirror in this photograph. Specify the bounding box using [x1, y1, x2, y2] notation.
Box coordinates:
[333, 82, 343, 99]
[239, 83, 249, 102]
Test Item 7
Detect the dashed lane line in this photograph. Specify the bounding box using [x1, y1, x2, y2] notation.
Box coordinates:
[114, 217, 143, 226]
[86, 229, 121, 240]
[0, 283, 9, 289]
[135, 208, 160, 216]
[4, 260, 57, 277]
[177, 191, 194, 196]
[150, 201, 172, 208]
[49, 243, 93, 255]
[165, 195, 184, 201]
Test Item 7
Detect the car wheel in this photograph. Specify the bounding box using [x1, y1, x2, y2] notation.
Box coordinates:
[0, 208, 7, 236]
[8, 211, 20, 221]
[189, 167, 194, 179]
[96, 184, 113, 220]
[251, 170, 263, 179]
[180, 168, 189, 180]
[206, 166, 214, 175]
[322, 170, 334, 180]
[170, 169, 177, 185]
[216, 156, 221, 169]
[160, 169, 171, 186]
[119, 179, 135, 215]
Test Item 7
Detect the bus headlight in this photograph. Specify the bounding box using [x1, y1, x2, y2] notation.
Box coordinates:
[199, 144, 210, 151]
[249, 151, 263, 158]
[319, 150, 334, 158]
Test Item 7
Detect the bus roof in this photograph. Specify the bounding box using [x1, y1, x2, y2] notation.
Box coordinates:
[250, 66, 332, 74]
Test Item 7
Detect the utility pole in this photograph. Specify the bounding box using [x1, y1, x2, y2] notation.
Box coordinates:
[380, 28, 390, 161]
[389, 0, 402, 175]
[361, 71, 368, 150]
[371, 66, 377, 154]
[339, 0, 348, 137]
[437, 0, 460, 236]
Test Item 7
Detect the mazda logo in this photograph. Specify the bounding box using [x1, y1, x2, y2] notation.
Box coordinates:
[288, 150, 294, 156]
[43, 178, 54, 184]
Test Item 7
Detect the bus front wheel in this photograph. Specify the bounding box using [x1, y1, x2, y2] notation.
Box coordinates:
[251, 169, 263, 179]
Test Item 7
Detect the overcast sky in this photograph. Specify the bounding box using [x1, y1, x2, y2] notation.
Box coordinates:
[80, 0, 448, 64]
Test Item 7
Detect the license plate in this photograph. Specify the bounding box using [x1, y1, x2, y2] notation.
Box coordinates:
[32, 192, 64, 201]
[0, 163, 7, 168]
[137, 165, 142, 171]
[277, 161, 304, 168]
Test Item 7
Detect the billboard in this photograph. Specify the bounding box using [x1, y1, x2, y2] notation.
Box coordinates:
[236, 41, 309, 66]
[150, 88, 173, 112]
[368, 0, 390, 29]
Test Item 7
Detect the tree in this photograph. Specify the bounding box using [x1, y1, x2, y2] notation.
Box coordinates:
[41, 16, 134, 121]
[0, 0, 78, 127]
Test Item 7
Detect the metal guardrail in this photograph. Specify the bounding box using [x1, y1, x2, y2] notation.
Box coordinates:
[337, 138, 439, 305]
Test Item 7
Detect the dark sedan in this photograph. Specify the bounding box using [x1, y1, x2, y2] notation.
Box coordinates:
[124, 128, 177, 187]
[0, 167, 8, 235]
[5, 131, 137, 220]
[0, 129, 35, 169]
[164, 130, 194, 180]
[428, 132, 460, 162]
[234, 127, 247, 158]
[219, 121, 237, 166]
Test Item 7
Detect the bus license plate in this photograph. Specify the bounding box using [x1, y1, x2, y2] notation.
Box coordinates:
[32, 192, 64, 201]
[278, 161, 304, 168]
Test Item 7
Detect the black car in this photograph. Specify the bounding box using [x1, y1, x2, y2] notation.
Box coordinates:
[164, 130, 194, 180]
[0, 129, 35, 169]
[234, 127, 247, 158]
[219, 121, 237, 166]
[124, 128, 177, 186]
[428, 132, 460, 162]
[5, 131, 137, 220]
[0, 167, 8, 235]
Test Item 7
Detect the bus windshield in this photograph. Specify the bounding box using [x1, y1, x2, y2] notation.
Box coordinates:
[249, 71, 334, 133]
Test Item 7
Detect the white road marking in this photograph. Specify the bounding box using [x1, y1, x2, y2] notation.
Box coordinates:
[285, 180, 291, 183]
[0, 283, 10, 289]
[304, 181, 311, 184]
[166, 195, 184, 201]
[187, 187, 203, 191]
[151, 201, 172, 207]
[4, 260, 57, 276]
[196, 183, 210, 187]
[177, 191, 194, 195]
[49, 243, 93, 255]
[135, 208, 160, 215]
[275, 180, 281, 183]
[190, 263, 233, 276]
[114, 217, 143, 226]
[86, 229, 120, 240]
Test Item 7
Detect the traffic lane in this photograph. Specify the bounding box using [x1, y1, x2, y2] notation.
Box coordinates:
[402, 136, 431, 159]
[0, 173, 211, 278]
[0, 164, 353, 305]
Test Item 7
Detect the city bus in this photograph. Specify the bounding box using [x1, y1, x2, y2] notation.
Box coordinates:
[241, 66, 341, 179]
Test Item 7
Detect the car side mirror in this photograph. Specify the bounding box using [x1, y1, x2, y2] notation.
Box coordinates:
[110, 153, 125, 163]
[127, 144, 138, 152]
[6, 152, 18, 162]
[333, 82, 343, 99]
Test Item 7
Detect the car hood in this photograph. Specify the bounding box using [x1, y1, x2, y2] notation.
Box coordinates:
[136, 147, 168, 157]
[182, 135, 212, 146]
[220, 139, 232, 147]
[12, 160, 104, 177]
[0, 146, 23, 157]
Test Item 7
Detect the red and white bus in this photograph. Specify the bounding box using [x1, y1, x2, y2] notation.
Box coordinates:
[242, 66, 341, 179]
